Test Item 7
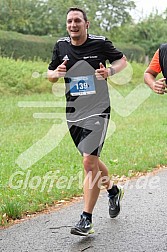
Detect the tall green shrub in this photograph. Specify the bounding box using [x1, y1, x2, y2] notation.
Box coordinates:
[115, 42, 145, 63]
[0, 30, 56, 61]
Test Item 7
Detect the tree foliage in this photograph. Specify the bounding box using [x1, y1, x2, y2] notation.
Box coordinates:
[1, 0, 167, 58]
[89, 0, 135, 31]
[131, 13, 167, 57]
[109, 11, 167, 58]
[0, 0, 57, 35]
[0, 0, 135, 36]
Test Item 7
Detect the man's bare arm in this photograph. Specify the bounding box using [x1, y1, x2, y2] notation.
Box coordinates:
[47, 60, 68, 83]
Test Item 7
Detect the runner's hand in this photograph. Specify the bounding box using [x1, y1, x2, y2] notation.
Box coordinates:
[152, 78, 167, 94]
[54, 60, 68, 78]
[95, 63, 109, 80]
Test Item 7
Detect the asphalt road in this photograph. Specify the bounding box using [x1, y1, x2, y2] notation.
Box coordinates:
[0, 168, 167, 252]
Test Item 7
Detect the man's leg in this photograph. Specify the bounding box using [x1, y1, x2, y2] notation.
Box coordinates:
[98, 159, 113, 189]
[71, 154, 100, 236]
[98, 159, 124, 218]
[83, 154, 101, 213]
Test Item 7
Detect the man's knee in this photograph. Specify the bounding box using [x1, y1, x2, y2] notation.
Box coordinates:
[83, 156, 98, 173]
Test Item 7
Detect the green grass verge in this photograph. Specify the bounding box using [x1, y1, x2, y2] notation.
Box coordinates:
[0, 60, 166, 226]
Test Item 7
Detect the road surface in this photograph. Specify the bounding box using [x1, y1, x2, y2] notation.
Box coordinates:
[0, 168, 167, 252]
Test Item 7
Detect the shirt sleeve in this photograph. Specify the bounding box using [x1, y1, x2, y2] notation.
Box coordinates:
[103, 38, 123, 63]
[148, 49, 161, 73]
[48, 43, 61, 70]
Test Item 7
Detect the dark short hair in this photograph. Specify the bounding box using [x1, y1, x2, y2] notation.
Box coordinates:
[67, 7, 88, 22]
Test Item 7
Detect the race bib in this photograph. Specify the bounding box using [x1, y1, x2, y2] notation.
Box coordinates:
[69, 75, 96, 96]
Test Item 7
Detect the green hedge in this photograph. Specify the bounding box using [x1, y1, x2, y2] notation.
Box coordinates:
[0, 30, 146, 63]
[0, 30, 57, 61]
[115, 42, 145, 63]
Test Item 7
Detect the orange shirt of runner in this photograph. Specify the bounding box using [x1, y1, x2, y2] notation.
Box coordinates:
[149, 49, 161, 73]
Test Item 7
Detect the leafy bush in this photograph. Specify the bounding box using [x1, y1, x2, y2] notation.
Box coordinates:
[0, 56, 51, 95]
[0, 30, 57, 61]
[115, 42, 146, 63]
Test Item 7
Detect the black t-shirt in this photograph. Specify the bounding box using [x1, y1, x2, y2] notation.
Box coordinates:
[48, 34, 123, 122]
[159, 43, 167, 83]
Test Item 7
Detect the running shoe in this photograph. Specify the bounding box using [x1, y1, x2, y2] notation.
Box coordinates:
[70, 215, 94, 236]
[108, 186, 124, 218]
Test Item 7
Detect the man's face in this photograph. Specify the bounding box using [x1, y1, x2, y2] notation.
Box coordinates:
[66, 11, 89, 41]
